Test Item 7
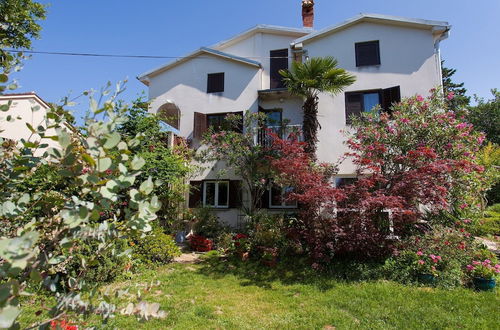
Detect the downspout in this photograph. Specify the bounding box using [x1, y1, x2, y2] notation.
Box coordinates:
[433, 26, 450, 92]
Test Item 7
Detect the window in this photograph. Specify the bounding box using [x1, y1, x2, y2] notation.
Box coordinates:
[355, 41, 380, 67]
[345, 86, 401, 124]
[157, 103, 180, 130]
[206, 112, 243, 133]
[203, 181, 229, 208]
[207, 72, 224, 93]
[335, 177, 357, 188]
[269, 186, 297, 209]
[270, 49, 288, 89]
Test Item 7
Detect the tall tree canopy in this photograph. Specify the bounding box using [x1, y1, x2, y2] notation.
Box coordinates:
[441, 60, 470, 111]
[0, 0, 46, 70]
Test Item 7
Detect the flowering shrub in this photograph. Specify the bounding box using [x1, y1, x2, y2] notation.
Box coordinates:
[466, 259, 500, 280]
[266, 89, 491, 264]
[415, 252, 442, 276]
[384, 227, 486, 287]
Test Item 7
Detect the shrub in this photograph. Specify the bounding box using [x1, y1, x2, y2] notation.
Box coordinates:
[466, 259, 500, 280]
[192, 207, 226, 238]
[469, 204, 500, 237]
[384, 227, 484, 288]
[131, 226, 181, 265]
[64, 238, 130, 286]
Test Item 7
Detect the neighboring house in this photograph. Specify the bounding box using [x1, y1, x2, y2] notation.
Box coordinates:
[138, 2, 450, 226]
[0, 92, 57, 154]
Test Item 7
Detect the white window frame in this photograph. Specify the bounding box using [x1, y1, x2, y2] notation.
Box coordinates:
[203, 181, 229, 209]
[269, 186, 297, 209]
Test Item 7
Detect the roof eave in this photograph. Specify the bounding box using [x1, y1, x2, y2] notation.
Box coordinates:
[292, 13, 451, 46]
[137, 47, 261, 82]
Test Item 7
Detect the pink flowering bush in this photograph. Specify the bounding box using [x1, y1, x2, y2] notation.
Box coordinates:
[466, 259, 500, 280]
[385, 226, 491, 287]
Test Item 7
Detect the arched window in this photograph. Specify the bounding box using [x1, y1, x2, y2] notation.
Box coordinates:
[157, 102, 180, 130]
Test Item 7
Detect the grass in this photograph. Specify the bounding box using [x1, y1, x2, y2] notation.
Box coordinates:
[20, 256, 499, 329]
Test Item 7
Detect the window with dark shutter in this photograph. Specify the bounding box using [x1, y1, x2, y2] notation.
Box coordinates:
[270, 49, 288, 89]
[355, 41, 380, 67]
[345, 92, 363, 124]
[189, 181, 203, 208]
[207, 72, 224, 93]
[229, 180, 242, 208]
[193, 112, 207, 139]
[381, 86, 401, 114]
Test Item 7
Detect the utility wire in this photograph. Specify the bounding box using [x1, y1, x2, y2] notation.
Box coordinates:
[1, 49, 292, 59]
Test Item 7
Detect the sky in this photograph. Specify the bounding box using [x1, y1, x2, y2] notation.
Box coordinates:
[9, 0, 500, 121]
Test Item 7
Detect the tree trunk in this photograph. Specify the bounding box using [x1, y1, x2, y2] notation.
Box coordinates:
[302, 95, 320, 157]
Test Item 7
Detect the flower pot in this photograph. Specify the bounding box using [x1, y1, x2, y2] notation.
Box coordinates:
[175, 231, 187, 244]
[473, 277, 496, 291]
[417, 273, 436, 285]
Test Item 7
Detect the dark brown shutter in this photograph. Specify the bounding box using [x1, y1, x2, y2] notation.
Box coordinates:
[259, 189, 270, 209]
[345, 92, 363, 125]
[189, 181, 203, 208]
[207, 73, 224, 93]
[193, 112, 207, 139]
[234, 111, 244, 133]
[355, 41, 380, 67]
[228, 180, 242, 208]
[270, 49, 288, 89]
[381, 86, 401, 114]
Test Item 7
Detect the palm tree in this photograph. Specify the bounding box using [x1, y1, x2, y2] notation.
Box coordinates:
[280, 57, 356, 156]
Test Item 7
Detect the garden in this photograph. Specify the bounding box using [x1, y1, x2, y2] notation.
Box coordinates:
[1, 1, 500, 328]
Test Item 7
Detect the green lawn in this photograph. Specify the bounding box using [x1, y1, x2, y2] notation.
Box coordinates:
[21, 256, 499, 329]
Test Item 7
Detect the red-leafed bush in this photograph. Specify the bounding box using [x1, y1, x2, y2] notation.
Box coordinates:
[268, 89, 489, 264]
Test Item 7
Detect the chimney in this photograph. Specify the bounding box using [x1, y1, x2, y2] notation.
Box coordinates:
[302, 0, 314, 28]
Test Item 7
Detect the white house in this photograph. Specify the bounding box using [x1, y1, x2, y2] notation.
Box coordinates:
[138, 2, 450, 226]
[0, 92, 59, 156]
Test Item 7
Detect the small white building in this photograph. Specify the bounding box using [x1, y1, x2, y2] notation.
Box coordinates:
[138, 3, 450, 226]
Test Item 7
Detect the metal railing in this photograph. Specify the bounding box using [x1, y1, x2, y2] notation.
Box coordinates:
[256, 125, 303, 146]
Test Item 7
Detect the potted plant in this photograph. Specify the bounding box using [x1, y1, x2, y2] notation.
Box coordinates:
[260, 247, 279, 267]
[233, 233, 250, 261]
[414, 251, 442, 284]
[466, 259, 500, 291]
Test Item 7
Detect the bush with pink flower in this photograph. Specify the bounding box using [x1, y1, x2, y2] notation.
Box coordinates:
[384, 226, 489, 287]
[466, 259, 500, 280]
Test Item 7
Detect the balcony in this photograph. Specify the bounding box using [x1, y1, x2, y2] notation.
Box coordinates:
[256, 125, 303, 147]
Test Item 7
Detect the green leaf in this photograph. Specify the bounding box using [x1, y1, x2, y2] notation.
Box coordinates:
[0, 305, 21, 329]
[139, 177, 154, 195]
[0, 74, 8, 83]
[58, 130, 71, 149]
[97, 158, 112, 172]
[48, 255, 66, 265]
[81, 153, 96, 166]
[131, 156, 145, 170]
[25, 123, 36, 133]
[103, 132, 121, 149]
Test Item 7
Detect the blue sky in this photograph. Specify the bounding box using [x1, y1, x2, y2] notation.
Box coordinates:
[10, 0, 500, 121]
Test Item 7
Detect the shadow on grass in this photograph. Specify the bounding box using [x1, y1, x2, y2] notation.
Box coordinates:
[196, 255, 386, 291]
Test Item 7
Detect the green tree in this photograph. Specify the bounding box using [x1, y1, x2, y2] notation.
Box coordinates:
[441, 60, 470, 111]
[0, 0, 46, 68]
[280, 57, 355, 156]
[467, 89, 500, 145]
[118, 101, 191, 225]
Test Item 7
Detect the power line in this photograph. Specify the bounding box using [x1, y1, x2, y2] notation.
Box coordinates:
[1, 49, 292, 60]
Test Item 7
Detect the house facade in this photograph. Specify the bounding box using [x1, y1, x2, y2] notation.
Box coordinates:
[0, 92, 58, 156]
[138, 4, 450, 226]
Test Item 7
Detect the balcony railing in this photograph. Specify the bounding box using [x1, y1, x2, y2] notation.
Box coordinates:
[256, 125, 303, 146]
